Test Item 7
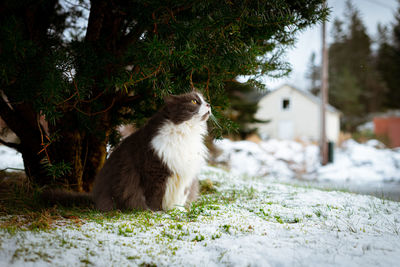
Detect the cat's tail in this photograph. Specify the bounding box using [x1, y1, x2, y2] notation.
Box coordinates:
[41, 188, 93, 207]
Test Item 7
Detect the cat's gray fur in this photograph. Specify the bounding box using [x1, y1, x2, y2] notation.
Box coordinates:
[43, 91, 210, 211]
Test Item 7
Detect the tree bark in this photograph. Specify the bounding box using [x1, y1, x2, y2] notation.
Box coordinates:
[82, 130, 110, 192]
[81, 112, 112, 192]
[20, 146, 53, 186]
[43, 109, 111, 192]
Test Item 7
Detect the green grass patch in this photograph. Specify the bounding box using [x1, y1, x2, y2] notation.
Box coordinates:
[0, 170, 237, 233]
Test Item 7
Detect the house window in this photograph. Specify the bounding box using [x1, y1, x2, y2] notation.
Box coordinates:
[282, 98, 290, 110]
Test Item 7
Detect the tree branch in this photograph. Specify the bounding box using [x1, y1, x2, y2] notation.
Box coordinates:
[0, 94, 41, 150]
[117, 94, 142, 107]
[118, 26, 146, 52]
[0, 96, 23, 136]
[63, 0, 90, 11]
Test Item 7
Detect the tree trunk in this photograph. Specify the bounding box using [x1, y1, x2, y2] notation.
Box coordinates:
[81, 133, 109, 192]
[81, 113, 112, 192]
[44, 111, 111, 192]
[56, 130, 85, 191]
[20, 145, 53, 186]
[42, 130, 109, 192]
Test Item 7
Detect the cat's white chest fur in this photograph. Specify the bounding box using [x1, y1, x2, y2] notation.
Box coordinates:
[151, 119, 208, 210]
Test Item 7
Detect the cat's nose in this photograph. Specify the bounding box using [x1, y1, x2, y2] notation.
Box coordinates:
[206, 103, 210, 108]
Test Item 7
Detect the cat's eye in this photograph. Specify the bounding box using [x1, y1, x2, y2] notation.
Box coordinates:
[191, 99, 198, 104]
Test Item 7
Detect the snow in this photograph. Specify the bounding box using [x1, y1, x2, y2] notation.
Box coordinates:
[214, 138, 400, 184]
[0, 167, 399, 266]
[357, 121, 374, 132]
[0, 146, 24, 170]
[0, 141, 400, 266]
[317, 139, 400, 184]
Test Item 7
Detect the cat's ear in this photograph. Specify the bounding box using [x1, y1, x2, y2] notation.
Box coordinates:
[191, 89, 203, 98]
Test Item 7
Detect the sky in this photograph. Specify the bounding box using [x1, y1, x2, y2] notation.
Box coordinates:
[259, 0, 399, 91]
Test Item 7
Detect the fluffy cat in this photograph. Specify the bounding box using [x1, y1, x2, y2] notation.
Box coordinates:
[46, 91, 211, 211]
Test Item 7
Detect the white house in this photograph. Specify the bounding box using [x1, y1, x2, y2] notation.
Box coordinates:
[254, 84, 341, 143]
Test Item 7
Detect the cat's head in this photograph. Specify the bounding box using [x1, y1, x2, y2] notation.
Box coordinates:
[164, 91, 211, 124]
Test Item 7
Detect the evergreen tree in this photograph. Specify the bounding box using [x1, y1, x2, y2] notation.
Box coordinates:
[376, 1, 400, 109]
[330, 67, 363, 131]
[388, 1, 400, 109]
[328, 1, 384, 130]
[0, 0, 327, 191]
[328, 16, 363, 131]
[389, 0, 400, 108]
[305, 51, 321, 96]
[369, 24, 389, 112]
[223, 80, 267, 138]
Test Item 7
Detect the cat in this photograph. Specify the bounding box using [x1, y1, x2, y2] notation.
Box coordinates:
[44, 91, 211, 211]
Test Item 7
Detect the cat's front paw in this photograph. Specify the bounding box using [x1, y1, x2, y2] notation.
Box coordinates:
[174, 205, 187, 212]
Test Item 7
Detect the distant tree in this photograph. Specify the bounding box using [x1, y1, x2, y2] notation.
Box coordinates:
[328, 16, 362, 130]
[0, 0, 327, 191]
[330, 67, 363, 131]
[328, 1, 385, 130]
[369, 24, 390, 111]
[376, 1, 400, 109]
[305, 51, 321, 96]
[223, 80, 267, 139]
[389, 0, 400, 108]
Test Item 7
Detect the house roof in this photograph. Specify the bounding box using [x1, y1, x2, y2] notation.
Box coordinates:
[263, 84, 341, 114]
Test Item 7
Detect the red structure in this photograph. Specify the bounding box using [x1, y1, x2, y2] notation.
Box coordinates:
[374, 117, 400, 148]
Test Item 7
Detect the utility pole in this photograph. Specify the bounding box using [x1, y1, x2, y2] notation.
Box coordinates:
[320, 0, 329, 165]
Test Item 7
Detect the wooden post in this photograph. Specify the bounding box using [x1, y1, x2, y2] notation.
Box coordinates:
[320, 0, 329, 165]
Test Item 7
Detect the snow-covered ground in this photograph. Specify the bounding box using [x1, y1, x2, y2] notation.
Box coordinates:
[0, 166, 399, 266]
[1, 141, 400, 266]
[214, 138, 400, 184]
